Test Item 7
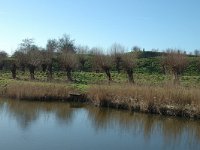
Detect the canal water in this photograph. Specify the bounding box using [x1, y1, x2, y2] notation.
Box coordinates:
[0, 99, 199, 150]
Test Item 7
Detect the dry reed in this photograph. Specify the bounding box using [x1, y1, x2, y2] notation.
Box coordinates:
[4, 81, 72, 100]
[87, 84, 200, 118]
[1, 80, 200, 118]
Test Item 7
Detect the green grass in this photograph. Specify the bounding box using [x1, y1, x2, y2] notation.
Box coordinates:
[1, 70, 200, 87]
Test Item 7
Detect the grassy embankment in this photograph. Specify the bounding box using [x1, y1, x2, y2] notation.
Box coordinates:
[0, 71, 200, 119]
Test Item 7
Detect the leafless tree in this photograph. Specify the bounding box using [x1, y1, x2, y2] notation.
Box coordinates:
[40, 49, 48, 72]
[0, 51, 8, 70]
[77, 45, 89, 71]
[92, 48, 113, 82]
[27, 45, 42, 80]
[16, 38, 34, 73]
[0, 51, 17, 79]
[110, 43, 124, 73]
[121, 52, 137, 83]
[58, 34, 75, 53]
[46, 39, 58, 79]
[13, 51, 27, 73]
[89, 48, 100, 73]
[17, 39, 42, 79]
[10, 58, 17, 79]
[162, 49, 188, 84]
[58, 35, 77, 81]
[60, 52, 78, 81]
[19, 38, 34, 54]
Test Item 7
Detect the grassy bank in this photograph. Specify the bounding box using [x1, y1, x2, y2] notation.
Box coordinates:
[0, 78, 200, 119]
[1, 70, 200, 87]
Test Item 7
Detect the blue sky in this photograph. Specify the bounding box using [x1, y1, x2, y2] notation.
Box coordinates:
[0, 0, 200, 54]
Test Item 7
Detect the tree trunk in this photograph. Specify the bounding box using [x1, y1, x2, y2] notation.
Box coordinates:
[41, 64, 47, 72]
[80, 61, 85, 72]
[104, 68, 112, 81]
[116, 61, 120, 73]
[66, 67, 73, 81]
[29, 65, 35, 80]
[173, 72, 180, 85]
[47, 64, 53, 80]
[11, 64, 17, 79]
[127, 69, 134, 83]
[21, 64, 25, 73]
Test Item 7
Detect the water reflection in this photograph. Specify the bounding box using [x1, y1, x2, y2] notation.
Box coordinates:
[87, 106, 200, 149]
[2, 100, 75, 129]
[0, 99, 199, 149]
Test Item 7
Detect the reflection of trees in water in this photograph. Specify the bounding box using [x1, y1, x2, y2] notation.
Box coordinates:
[54, 103, 75, 125]
[87, 106, 200, 148]
[86, 107, 114, 130]
[1, 99, 200, 149]
[2, 99, 75, 129]
[87, 106, 149, 136]
[5, 100, 39, 130]
[161, 118, 200, 149]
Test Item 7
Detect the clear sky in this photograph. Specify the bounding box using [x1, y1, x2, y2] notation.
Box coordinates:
[0, 0, 200, 54]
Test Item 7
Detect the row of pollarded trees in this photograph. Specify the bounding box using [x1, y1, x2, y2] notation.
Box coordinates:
[62, 47, 137, 83]
[13, 35, 74, 80]
[0, 35, 193, 84]
[92, 47, 189, 84]
[0, 35, 138, 83]
[90, 44, 137, 83]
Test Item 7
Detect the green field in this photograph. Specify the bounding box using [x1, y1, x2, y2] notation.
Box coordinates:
[1, 70, 200, 88]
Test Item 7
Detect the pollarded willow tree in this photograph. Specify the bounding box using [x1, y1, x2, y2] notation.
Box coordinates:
[121, 52, 137, 83]
[17, 38, 42, 80]
[162, 49, 188, 85]
[27, 45, 42, 80]
[89, 48, 100, 73]
[40, 49, 48, 72]
[58, 35, 77, 81]
[13, 51, 27, 73]
[9, 58, 17, 79]
[60, 52, 78, 81]
[110, 43, 124, 74]
[16, 38, 34, 73]
[45, 39, 58, 79]
[4, 52, 17, 79]
[76, 45, 89, 72]
[92, 48, 113, 82]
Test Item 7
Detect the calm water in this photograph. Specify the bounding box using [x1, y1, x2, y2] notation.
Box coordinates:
[0, 99, 199, 150]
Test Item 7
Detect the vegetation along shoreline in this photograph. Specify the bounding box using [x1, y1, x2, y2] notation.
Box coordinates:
[0, 79, 199, 119]
[0, 35, 200, 119]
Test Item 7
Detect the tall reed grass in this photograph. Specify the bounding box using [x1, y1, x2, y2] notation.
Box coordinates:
[87, 84, 200, 118]
[1, 80, 200, 118]
[4, 81, 72, 100]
